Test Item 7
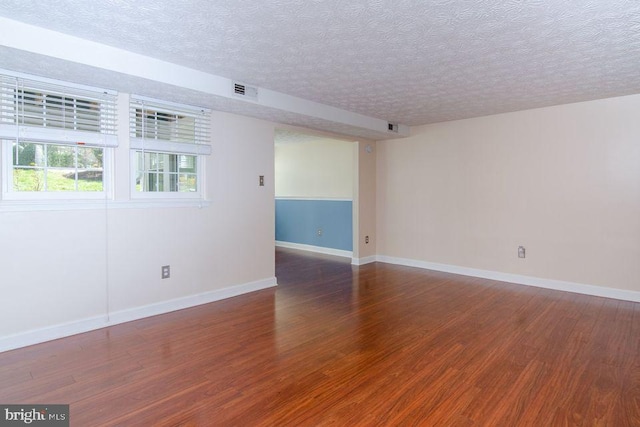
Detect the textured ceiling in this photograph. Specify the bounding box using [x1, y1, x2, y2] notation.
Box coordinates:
[1, 0, 640, 134]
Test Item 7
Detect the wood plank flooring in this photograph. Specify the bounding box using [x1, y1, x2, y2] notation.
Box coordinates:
[1, 247, 639, 425]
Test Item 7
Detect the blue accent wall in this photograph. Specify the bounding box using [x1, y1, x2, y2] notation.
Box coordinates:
[275, 199, 353, 251]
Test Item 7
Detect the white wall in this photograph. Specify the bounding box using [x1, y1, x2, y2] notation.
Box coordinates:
[377, 94, 640, 292]
[275, 138, 354, 199]
[0, 110, 276, 348]
[356, 142, 377, 260]
[1, 209, 110, 334]
[108, 111, 276, 311]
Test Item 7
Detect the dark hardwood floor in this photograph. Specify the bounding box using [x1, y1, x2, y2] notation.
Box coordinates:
[1, 247, 639, 426]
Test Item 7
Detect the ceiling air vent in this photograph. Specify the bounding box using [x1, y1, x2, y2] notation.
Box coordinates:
[233, 82, 258, 100]
[388, 122, 399, 133]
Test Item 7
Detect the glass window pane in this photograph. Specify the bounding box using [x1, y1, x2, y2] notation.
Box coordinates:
[169, 173, 178, 191]
[136, 151, 144, 172]
[179, 155, 196, 173]
[156, 173, 164, 191]
[77, 147, 103, 169]
[13, 167, 45, 191]
[179, 174, 197, 192]
[46, 169, 76, 191]
[168, 154, 178, 173]
[150, 152, 160, 170]
[47, 145, 75, 168]
[77, 171, 103, 192]
[13, 142, 45, 167]
[146, 172, 158, 191]
[135, 171, 143, 192]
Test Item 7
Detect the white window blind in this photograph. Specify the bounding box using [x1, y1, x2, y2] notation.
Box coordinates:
[0, 73, 118, 147]
[129, 96, 211, 155]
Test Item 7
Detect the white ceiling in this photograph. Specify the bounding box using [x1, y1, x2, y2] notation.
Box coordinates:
[1, 0, 640, 139]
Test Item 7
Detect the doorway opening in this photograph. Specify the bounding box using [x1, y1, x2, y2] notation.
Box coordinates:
[274, 128, 358, 260]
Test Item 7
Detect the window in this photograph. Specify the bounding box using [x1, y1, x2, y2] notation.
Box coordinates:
[129, 97, 210, 198]
[0, 72, 117, 199]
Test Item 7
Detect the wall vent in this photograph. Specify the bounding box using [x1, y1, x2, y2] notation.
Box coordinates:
[388, 122, 399, 133]
[233, 82, 258, 99]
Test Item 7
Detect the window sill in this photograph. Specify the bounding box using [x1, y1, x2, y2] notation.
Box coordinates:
[0, 199, 210, 212]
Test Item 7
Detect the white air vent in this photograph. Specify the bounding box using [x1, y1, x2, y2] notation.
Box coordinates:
[233, 82, 258, 99]
[388, 122, 399, 133]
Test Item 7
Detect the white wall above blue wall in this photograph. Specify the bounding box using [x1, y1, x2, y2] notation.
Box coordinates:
[274, 131, 356, 254]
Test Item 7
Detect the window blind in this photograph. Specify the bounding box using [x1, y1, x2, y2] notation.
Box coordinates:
[0, 73, 118, 147]
[129, 96, 211, 156]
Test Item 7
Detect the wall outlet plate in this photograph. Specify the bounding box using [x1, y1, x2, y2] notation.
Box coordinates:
[162, 265, 170, 279]
[518, 246, 526, 258]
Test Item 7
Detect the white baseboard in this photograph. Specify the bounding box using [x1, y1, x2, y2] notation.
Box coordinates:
[376, 255, 640, 303]
[107, 277, 277, 325]
[276, 241, 353, 259]
[0, 315, 110, 355]
[352, 255, 377, 266]
[0, 277, 277, 353]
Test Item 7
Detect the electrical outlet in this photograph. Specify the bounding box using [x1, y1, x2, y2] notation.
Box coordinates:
[259, 175, 264, 186]
[518, 246, 526, 259]
[365, 235, 369, 244]
[317, 228, 323, 236]
[162, 265, 170, 279]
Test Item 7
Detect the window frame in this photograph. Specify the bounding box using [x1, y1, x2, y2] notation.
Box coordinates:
[1, 140, 114, 201]
[129, 150, 203, 199]
[0, 70, 117, 201]
[129, 96, 210, 200]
